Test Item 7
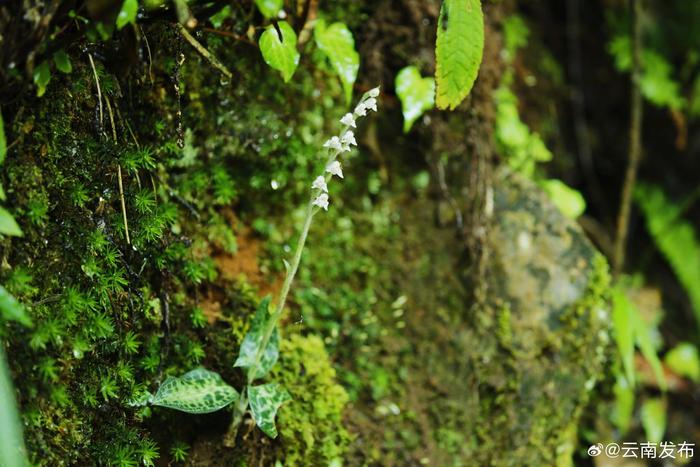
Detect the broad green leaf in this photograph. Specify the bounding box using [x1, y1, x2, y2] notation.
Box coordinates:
[0, 344, 29, 467]
[0, 207, 22, 237]
[33, 61, 51, 98]
[53, 50, 72, 74]
[664, 342, 700, 382]
[435, 0, 484, 110]
[0, 109, 5, 165]
[248, 383, 291, 438]
[209, 5, 231, 28]
[315, 19, 360, 104]
[255, 0, 283, 19]
[640, 398, 666, 443]
[0, 286, 31, 327]
[259, 21, 300, 83]
[539, 179, 586, 219]
[152, 368, 238, 414]
[116, 0, 138, 30]
[234, 296, 279, 380]
[395, 66, 435, 133]
[612, 287, 635, 387]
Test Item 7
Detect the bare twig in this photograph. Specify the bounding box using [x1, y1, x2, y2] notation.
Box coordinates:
[613, 0, 643, 277]
[176, 23, 233, 79]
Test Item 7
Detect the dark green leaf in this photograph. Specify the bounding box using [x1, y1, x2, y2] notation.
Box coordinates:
[435, 0, 484, 110]
[612, 287, 635, 387]
[259, 21, 299, 83]
[234, 296, 279, 380]
[152, 368, 238, 414]
[33, 62, 51, 98]
[53, 50, 72, 74]
[248, 383, 291, 438]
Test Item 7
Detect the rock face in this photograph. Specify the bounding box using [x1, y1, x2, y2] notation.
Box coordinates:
[471, 170, 611, 466]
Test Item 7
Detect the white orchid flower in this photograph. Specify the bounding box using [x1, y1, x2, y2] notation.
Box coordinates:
[326, 160, 344, 178]
[312, 193, 329, 210]
[312, 175, 328, 193]
[341, 131, 357, 146]
[340, 113, 356, 128]
[323, 136, 342, 151]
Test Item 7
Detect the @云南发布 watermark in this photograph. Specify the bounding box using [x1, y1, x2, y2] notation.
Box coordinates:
[587, 441, 694, 459]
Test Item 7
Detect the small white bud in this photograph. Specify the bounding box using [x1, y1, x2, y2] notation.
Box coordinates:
[341, 130, 357, 146]
[323, 136, 342, 151]
[340, 113, 356, 128]
[364, 97, 378, 112]
[368, 86, 380, 98]
[326, 160, 344, 178]
[313, 193, 329, 210]
[341, 144, 352, 153]
[312, 175, 328, 192]
[354, 102, 367, 117]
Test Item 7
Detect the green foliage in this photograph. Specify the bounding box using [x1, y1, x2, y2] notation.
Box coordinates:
[395, 66, 435, 133]
[640, 398, 666, 443]
[0, 345, 29, 467]
[248, 382, 292, 438]
[435, 0, 484, 110]
[33, 62, 51, 97]
[0, 109, 5, 165]
[148, 368, 239, 414]
[53, 50, 72, 74]
[255, 0, 283, 19]
[0, 207, 22, 237]
[539, 179, 586, 219]
[259, 21, 300, 83]
[612, 287, 636, 387]
[0, 286, 30, 327]
[608, 35, 686, 110]
[117, 0, 139, 30]
[234, 296, 279, 380]
[664, 342, 700, 382]
[314, 19, 360, 104]
[271, 334, 350, 464]
[635, 184, 700, 328]
[610, 373, 634, 433]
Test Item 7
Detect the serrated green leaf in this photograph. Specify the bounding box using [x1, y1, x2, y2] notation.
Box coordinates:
[0, 109, 6, 165]
[248, 383, 291, 438]
[539, 179, 586, 219]
[259, 21, 300, 83]
[152, 368, 238, 414]
[435, 0, 484, 110]
[53, 50, 72, 74]
[395, 66, 435, 133]
[234, 296, 279, 380]
[640, 398, 666, 443]
[664, 342, 700, 382]
[315, 19, 360, 104]
[117, 0, 138, 30]
[33, 62, 51, 98]
[255, 0, 283, 19]
[0, 207, 22, 237]
[0, 286, 31, 327]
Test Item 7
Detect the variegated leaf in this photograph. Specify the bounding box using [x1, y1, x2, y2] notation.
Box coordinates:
[248, 383, 291, 438]
[234, 296, 279, 380]
[152, 368, 238, 414]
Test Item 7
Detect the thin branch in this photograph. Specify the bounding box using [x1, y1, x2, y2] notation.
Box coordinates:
[613, 0, 644, 277]
[177, 23, 233, 79]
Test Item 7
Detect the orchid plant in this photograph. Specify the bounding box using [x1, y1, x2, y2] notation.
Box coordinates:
[130, 88, 380, 442]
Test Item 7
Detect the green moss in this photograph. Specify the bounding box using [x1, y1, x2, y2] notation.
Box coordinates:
[270, 334, 350, 465]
